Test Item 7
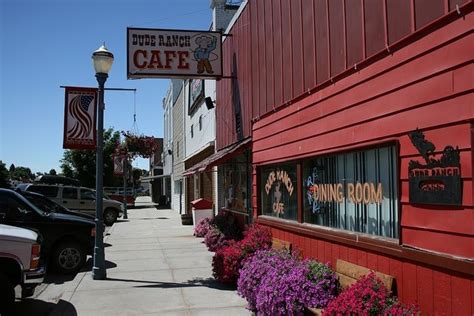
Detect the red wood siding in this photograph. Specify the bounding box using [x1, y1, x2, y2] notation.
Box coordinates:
[386, 0, 412, 44]
[364, 0, 386, 57]
[451, 0, 470, 11]
[415, 0, 445, 29]
[216, 0, 471, 150]
[273, 0, 284, 108]
[315, 0, 330, 84]
[302, 0, 316, 90]
[251, 10, 473, 316]
[345, 0, 364, 67]
[253, 11, 473, 253]
[329, 0, 346, 76]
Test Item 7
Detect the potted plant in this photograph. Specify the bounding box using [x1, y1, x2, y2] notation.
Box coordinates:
[181, 213, 193, 225]
[121, 131, 160, 158]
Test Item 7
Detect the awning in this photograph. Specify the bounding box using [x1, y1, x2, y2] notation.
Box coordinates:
[182, 137, 251, 177]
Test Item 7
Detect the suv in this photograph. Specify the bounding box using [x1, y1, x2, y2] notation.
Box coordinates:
[20, 191, 95, 221]
[0, 189, 95, 274]
[23, 184, 123, 226]
[0, 224, 45, 314]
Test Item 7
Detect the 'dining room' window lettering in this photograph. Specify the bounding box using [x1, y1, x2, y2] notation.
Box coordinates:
[303, 145, 399, 239]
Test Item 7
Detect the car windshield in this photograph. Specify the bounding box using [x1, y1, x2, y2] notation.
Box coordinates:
[24, 194, 67, 214]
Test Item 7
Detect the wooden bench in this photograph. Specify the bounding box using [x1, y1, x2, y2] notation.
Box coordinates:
[306, 259, 395, 315]
[271, 238, 292, 251]
[334, 259, 394, 291]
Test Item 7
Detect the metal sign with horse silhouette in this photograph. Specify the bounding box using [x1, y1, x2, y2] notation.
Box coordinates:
[408, 129, 462, 206]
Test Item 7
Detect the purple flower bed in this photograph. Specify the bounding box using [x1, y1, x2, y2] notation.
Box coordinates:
[238, 249, 296, 313]
[204, 227, 230, 252]
[194, 217, 212, 237]
[238, 249, 338, 315]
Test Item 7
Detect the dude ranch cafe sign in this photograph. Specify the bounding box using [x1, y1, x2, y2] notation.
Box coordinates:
[127, 28, 222, 79]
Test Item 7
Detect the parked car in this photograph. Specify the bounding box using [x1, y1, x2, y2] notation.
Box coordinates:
[20, 191, 95, 221]
[0, 189, 95, 274]
[0, 224, 45, 314]
[34, 175, 80, 186]
[104, 187, 136, 207]
[21, 184, 123, 225]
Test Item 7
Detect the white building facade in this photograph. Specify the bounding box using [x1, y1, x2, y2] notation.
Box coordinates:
[162, 0, 242, 215]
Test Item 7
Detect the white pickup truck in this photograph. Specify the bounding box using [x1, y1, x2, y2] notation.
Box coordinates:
[0, 224, 46, 314]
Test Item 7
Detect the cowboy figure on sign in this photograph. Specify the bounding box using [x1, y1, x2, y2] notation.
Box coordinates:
[194, 35, 217, 74]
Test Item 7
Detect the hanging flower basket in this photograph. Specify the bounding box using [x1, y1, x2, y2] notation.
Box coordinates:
[121, 131, 160, 158]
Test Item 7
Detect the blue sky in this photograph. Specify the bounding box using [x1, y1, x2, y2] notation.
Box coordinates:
[0, 0, 212, 173]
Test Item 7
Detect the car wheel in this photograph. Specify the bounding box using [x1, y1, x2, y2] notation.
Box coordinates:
[104, 208, 118, 226]
[0, 273, 15, 315]
[52, 241, 86, 274]
[21, 286, 36, 298]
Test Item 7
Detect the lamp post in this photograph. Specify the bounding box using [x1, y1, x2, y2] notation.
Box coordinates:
[122, 157, 128, 219]
[92, 43, 114, 280]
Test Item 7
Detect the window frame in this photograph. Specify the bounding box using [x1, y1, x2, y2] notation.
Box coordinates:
[258, 161, 300, 222]
[28, 185, 59, 198]
[62, 187, 79, 200]
[256, 141, 401, 242]
[302, 145, 399, 239]
[80, 188, 96, 200]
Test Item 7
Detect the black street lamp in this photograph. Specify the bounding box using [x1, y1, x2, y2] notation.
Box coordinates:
[91, 43, 114, 280]
[122, 158, 128, 219]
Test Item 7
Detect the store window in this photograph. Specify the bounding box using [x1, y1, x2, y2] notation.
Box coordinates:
[303, 145, 399, 239]
[221, 155, 250, 213]
[174, 180, 182, 194]
[193, 174, 200, 198]
[260, 163, 297, 220]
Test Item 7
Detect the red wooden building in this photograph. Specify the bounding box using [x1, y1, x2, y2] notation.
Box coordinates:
[216, 0, 473, 314]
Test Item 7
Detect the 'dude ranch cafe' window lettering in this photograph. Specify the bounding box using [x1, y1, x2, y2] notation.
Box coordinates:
[304, 146, 399, 239]
[261, 165, 297, 220]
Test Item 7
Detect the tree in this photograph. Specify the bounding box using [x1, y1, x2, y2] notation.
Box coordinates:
[10, 166, 33, 182]
[132, 168, 143, 187]
[9, 164, 15, 174]
[0, 161, 10, 188]
[49, 169, 57, 175]
[60, 128, 122, 188]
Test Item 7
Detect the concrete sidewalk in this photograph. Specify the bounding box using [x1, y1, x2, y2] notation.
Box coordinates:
[33, 197, 250, 316]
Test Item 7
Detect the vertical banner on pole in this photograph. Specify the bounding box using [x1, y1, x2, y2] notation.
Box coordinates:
[113, 155, 124, 175]
[63, 87, 98, 149]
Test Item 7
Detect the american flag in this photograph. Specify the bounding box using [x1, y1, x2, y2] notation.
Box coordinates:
[67, 95, 94, 139]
